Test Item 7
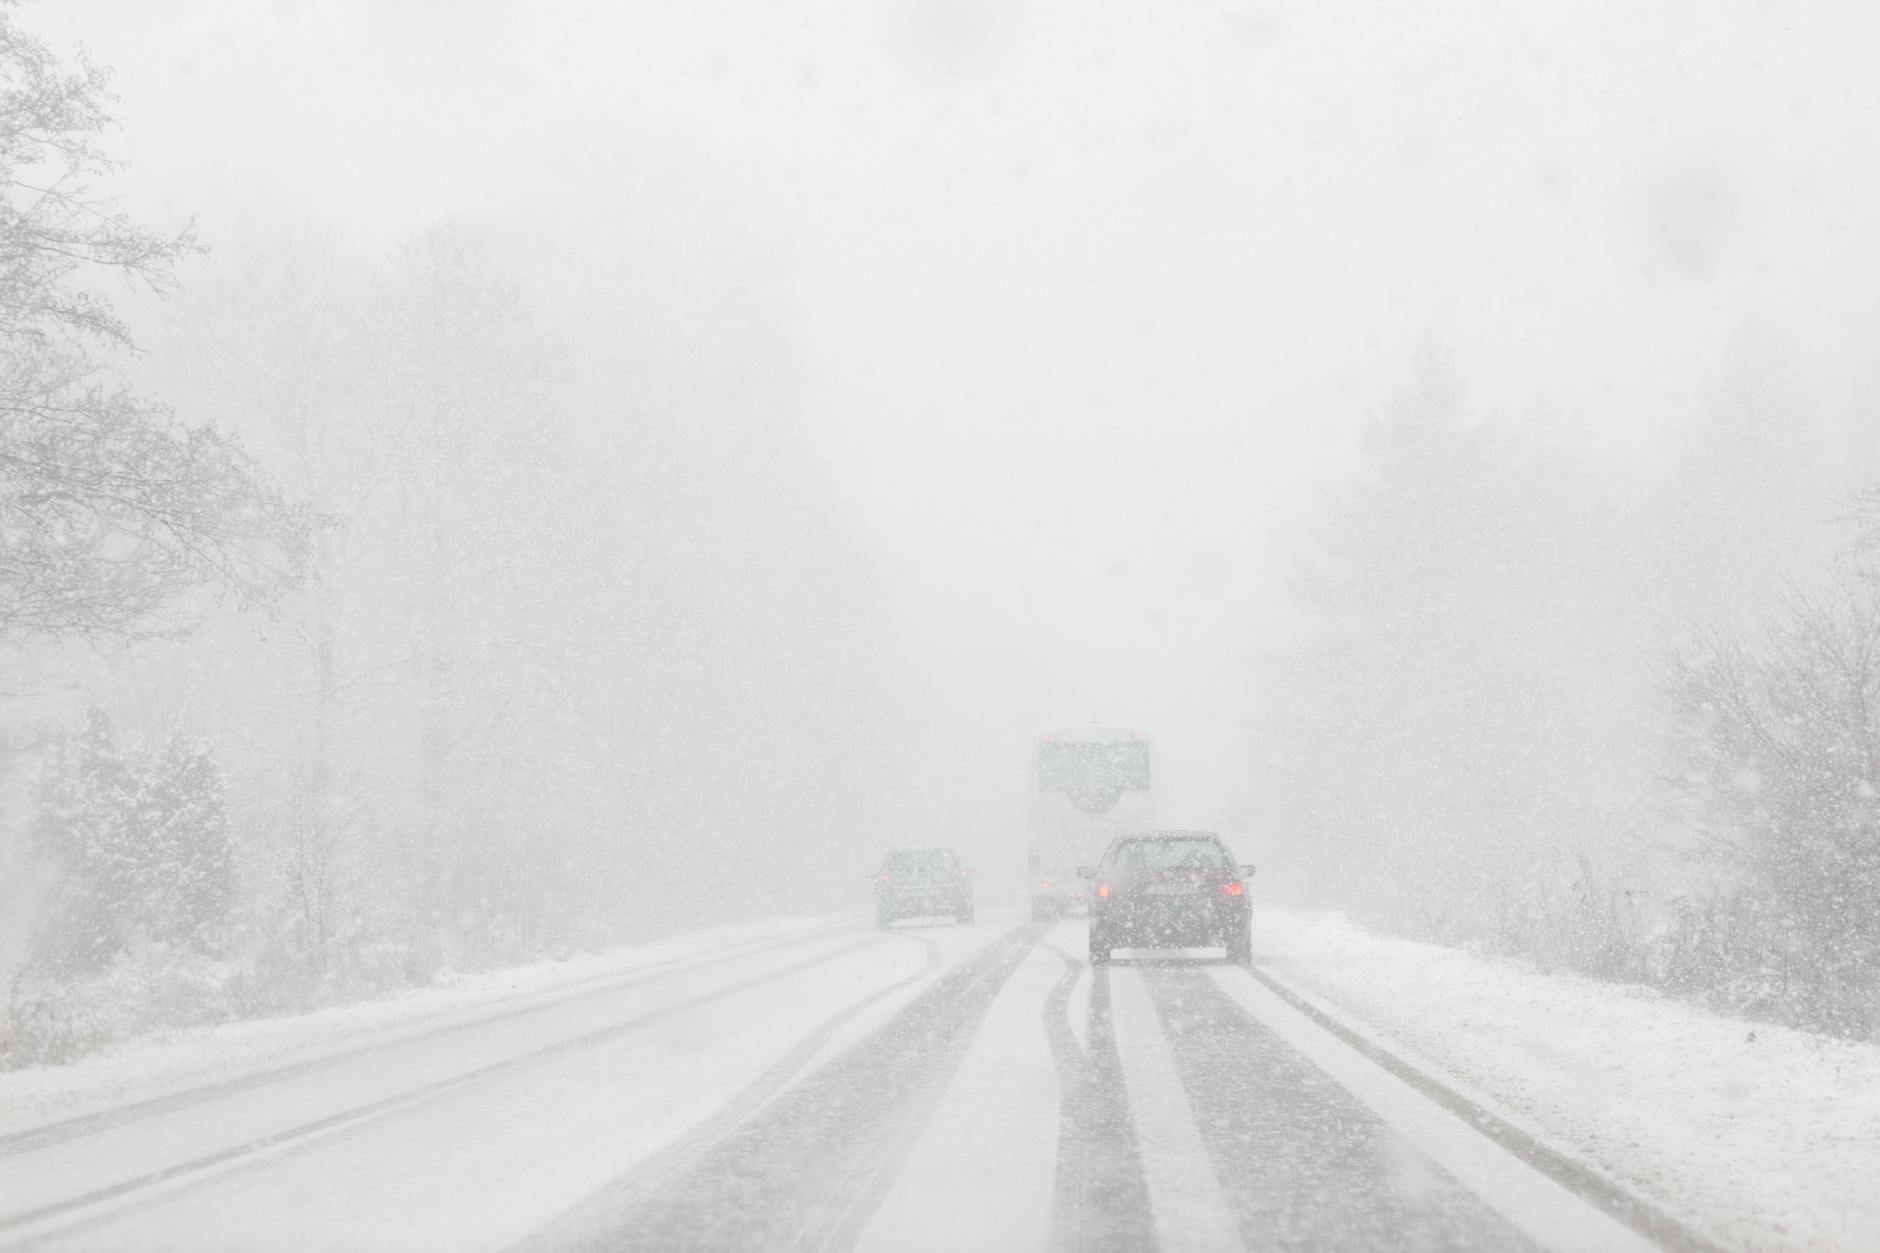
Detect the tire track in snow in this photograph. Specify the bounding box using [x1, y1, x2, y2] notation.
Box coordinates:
[523, 921, 1045, 1253]
[1237, 963, 1722, 1253]
[510, 928, 944, 1251]
[1041, 941, 1157, 1253]
[0, 932, 888, 1249]
[1142, 965, 1537, 1252]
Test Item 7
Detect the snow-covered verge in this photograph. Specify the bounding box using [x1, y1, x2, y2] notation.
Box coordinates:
[1253, 907, 1880, 1252]
[0, 913, 849, 1140]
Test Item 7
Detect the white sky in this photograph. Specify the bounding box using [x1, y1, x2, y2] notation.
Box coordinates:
[38, 0, 1880, 833]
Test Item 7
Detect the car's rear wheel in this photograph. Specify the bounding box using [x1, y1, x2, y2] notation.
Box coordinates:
[1089, 925, 1112, 965]
[875, 910, 891, 930]
[1228, 923, 1252, 966]
[1030, 897, 1055, 923]
[957, 904, 975, 926]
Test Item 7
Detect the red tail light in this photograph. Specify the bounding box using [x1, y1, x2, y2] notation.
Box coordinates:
[1221, 882, 1245, 897]
[1040, 880, 1051, 890]
[1096, 883, 1112, 899]
[879, 872, 892, 883]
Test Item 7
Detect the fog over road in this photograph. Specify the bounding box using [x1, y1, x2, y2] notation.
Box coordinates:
[0, 914, 1686, 1253]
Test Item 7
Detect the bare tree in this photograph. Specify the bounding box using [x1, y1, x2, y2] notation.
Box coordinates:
[0, 3, 305, 643]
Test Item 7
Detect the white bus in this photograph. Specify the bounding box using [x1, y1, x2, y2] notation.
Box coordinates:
[1028, 723, 1155, 919]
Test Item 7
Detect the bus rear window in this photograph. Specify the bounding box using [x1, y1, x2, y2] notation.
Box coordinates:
[1036, 742, 1150, 793]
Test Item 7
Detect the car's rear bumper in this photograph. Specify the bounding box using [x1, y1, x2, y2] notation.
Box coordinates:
[1030, 879, 1090, 903]
[1093, 900, 1247, 947]
[876, 889, 971, 916]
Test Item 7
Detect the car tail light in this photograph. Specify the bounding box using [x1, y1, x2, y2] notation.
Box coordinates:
[879, 872, 892, 883]
[1096, 883, 1112, 899]
[1040, 880, 1051, 890]
[1221, 882, 1245, 896]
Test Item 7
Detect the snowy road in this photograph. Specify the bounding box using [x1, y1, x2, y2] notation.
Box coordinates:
[0, 914, 1682, 1252]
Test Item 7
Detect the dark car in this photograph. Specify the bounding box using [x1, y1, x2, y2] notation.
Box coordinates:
[1080, 830, 1253, 965]
[873, 847, 975, 927]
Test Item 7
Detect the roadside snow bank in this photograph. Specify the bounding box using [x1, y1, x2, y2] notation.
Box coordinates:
[1253, 908, 1880, 1252]
[0, 913, 850, 1140]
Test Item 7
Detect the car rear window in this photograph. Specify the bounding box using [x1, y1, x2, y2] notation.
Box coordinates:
[884, 848, 956, 872]
[1107, 838, 1228, 870]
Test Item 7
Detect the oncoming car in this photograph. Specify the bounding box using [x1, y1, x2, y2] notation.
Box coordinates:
[872, 847, 975, 927]
[1080, 830, 1253, 965]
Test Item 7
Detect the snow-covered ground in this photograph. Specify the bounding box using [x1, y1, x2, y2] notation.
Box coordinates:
[0, 915, 1010, 1251]
[0, 913, 852, 1139]
[1253, 907, 1880, 1252]
[4, 906, 1874, 1251]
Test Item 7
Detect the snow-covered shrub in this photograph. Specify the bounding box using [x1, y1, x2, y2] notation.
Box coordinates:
[1653, 890, 1793, 1020]
[1663, 580, 1880, 1040]
[26, 712, 234, 977]
[1509, 851, 1646, 982]
[5, 943, 237, 1067]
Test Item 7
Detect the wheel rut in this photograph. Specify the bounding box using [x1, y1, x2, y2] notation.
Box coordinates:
[1140, 965, 1538, 1252]
[519, 922, 1045, 1253]
[1041, 941, 1157, 1253]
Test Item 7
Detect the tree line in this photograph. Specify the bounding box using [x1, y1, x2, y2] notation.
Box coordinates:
[1, 7, 903, 1064]
[1272, 339, 1880, 1040]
